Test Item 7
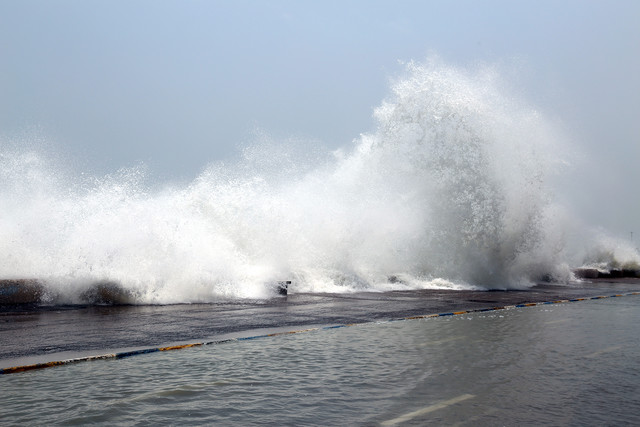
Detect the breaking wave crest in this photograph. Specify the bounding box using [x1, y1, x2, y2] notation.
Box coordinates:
[1, 59, 636, 303]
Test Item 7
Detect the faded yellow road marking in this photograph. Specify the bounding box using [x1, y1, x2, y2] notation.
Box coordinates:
[381, 394, 475, 426]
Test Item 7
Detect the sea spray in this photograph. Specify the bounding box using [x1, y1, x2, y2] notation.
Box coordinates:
[0, 60, 635, 303]
[363, 60, 570, 287]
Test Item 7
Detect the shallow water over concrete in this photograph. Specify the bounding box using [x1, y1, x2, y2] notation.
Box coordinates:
[2, 292, 639, 425]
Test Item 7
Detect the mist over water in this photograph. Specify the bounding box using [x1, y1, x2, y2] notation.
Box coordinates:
[1, 60, 638, 303]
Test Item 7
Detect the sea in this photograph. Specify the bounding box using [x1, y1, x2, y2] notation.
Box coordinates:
[2, 294, 639, 425]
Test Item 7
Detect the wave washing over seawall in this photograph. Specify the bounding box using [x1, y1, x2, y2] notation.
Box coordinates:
[1, 60, 638, 304]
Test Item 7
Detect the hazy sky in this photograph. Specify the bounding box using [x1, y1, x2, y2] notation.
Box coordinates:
[1, 0, 639, 236]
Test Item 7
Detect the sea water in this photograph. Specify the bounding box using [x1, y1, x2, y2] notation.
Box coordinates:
[2, 59, 638, 304]
[2, 296, 639, 425]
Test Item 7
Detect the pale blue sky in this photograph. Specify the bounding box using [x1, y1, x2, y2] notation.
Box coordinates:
[1, 0, 639, 235]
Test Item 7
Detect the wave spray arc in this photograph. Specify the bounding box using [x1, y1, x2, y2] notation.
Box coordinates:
[1, 60, 635, 304]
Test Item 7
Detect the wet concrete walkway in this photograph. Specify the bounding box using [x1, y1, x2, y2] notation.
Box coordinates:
[2, 278, 639, 368]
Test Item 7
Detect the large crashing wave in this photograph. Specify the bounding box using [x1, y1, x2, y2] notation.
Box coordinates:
[1, 60, 636, 303]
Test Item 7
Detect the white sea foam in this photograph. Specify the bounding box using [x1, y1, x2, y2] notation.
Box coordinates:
[1, 59, 636, 303]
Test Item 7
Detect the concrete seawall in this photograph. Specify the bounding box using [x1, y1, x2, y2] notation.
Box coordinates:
[0, 279, 45, 305]
[572, 268, 640, 279]
[0, 279, 135, 305]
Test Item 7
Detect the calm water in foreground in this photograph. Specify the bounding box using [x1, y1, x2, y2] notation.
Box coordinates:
[2, 296, 639, 426]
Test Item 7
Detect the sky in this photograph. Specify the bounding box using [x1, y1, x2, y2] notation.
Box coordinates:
[1, 0, 639, 237]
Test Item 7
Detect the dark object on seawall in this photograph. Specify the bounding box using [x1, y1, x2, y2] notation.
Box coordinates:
[277, 281, 291, 296]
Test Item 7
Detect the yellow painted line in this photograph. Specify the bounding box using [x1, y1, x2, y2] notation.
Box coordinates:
[380, 394, 475, 426]
[453, 311, 468, 315]
[159, 343, 202, 351]
[0, 354, 117, 374]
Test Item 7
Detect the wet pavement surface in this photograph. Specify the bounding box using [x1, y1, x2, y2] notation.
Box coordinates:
[2, 278, 639, 368]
